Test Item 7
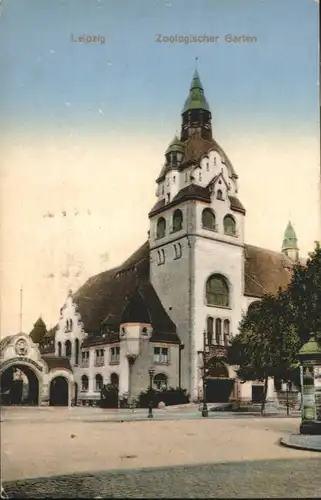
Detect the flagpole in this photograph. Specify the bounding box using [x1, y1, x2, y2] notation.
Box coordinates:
[19, 286, 23, 333]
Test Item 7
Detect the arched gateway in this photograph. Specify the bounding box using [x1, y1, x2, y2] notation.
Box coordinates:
[206, 357, 234, 403]
[0, 333, 74, 406]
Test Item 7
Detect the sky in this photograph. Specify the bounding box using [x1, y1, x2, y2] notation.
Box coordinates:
[0, 0, 320, 336]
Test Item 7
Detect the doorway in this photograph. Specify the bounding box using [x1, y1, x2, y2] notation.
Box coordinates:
[0, 364, 39, 405]
[49, 376, 69, 406]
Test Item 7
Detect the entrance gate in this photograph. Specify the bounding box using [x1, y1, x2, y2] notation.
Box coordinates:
[49, 376, 69, 406]
[205, 358, 234, 403]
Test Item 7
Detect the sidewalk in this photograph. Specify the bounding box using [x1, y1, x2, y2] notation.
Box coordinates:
[280, 434, 321, 452]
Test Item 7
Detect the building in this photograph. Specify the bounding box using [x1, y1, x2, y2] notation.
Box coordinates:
[0, 70, 301, 406]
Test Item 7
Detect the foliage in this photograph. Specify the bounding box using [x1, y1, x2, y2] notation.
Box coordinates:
[228, 242, 321, 413]
[138, 387, 190, 408]
[100, 383, 119, 408]
[29, 317, 47, 344]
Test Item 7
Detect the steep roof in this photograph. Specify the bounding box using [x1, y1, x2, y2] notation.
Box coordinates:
[244, 244, 293, 298]
[72, 242, 179, 343]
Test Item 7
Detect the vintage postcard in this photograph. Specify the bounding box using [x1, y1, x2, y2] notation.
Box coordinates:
[0, 0, 320, 498]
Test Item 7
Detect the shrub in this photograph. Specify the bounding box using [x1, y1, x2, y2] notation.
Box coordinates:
[138, 387, 190, 408]
[100, 384, 119, 408]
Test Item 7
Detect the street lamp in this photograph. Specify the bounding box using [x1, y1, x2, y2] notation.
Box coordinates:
[148, 367, 155, 418]
[202, 329, 210, 418]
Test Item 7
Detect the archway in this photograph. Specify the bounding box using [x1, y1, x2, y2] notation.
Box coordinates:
[0, 364, 39, 406]
[49, 376, 69, 406]
[205, 358, 234, 403]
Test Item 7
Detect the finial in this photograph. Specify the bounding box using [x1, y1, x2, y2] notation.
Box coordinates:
[195, 56, 198, 69]
[68, 288, 73, 296]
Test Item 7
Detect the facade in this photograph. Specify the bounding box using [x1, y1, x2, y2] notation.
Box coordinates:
[0, 70, 302, 406]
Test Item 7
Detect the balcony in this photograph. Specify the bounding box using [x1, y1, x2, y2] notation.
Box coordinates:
[94, 359, 105, 367]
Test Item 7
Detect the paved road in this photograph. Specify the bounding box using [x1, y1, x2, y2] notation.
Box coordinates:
[3, 458, 321, 498]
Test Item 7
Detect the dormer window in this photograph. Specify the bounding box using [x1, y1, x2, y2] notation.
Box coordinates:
[185, 172, 188, 182]
[217, 190, 223, 201]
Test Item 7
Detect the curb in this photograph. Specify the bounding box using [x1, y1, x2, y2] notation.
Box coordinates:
[279, 435, 321, 453]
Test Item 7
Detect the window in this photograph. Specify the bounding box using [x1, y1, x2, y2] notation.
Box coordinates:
[206, 162, 209, 171]
[153, 373, 168, 390]
[214, 157, 216, 166]
[217, 189, 223, 201]
[215, 318, 222, 344]
[202, 208, 216, 231]
[185, 172, 188, 182]
[161, 249, 165, 264]
[95, 349, 105, 366]
[247, 300, 260, 315]
[206, 274, 230, 307]
[81, 351, 89, 367]
[154, 346, 169, 364]
[110, 346, 120, 364]
[174, 242, 182, 259]
[223, 319, 230, 346]
[207, 317, 214, 345]
[81, 375, 88, 392]
[223, 215, 236, 236]
[173, 176, 176, 183]
[156, 217, 166, 239]
[65, 318, 73, 332]
[95, 374, 103, 392]
[161, 185, 164, 195]
[65, 340, 72, 358]
[166, 194, 170, 203]
[58, 341, 62, 357]
[172, 209, 183, 232]
[199, 172, 202, 181]
[142, 327, 148, 335]
[110, 373, 119, 387]
[75, 338, 79, 365]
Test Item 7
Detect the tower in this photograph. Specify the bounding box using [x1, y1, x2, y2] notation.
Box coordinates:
[282, 221, 299, 262]
[149, 69, 246, 400]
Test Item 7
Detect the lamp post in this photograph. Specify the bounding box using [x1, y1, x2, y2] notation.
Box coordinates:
[202, 329, 210, 418]
[148, 367, 155, 418]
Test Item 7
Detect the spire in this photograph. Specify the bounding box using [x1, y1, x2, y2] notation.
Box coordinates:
[282, 221, 299, 262]
[165, 135, 185, 155]
[282, 221, 298, 251]
[182, 69, 210, 114]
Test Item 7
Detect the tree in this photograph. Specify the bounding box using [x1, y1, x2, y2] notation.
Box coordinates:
[229, 241, 321, 414]
[286, 242, 321, 344]
[228, 293, 300, 414]
[29, 317, 47, 344]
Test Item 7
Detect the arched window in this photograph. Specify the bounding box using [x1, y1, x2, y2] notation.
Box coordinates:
[81, 375, 88, 392]
[247, 300, 261, 316]
[172, 209, 183, 232]
[202, 208, 216, 231]
[223, 319, 230, 346]
[153, 373, 168, 391]
[58, 341, 62, 357]
[215, 318, 222, 344]
[70, 318, 73, 330]
[95, 374, 103, 392]
[75, 338, 79, 365]
[206, 274, 229, 307]
[110, 373, 119, 387]
[174, 242, 182, 259]
[217, 189, 223, 200]
[207, 317, 214, 345]
[65, 340, 72, 358]
[156, 217, 166, 239]
[223, 215, 236, 236]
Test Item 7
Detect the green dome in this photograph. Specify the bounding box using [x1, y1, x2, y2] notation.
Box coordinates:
[298, 334, 321, 359]
[165, 135, 185, 155]
[182, 70, 210, 114]
[282, 221, 298, 251]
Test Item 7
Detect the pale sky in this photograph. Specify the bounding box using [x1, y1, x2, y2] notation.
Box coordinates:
[0, 0, 320, 336]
